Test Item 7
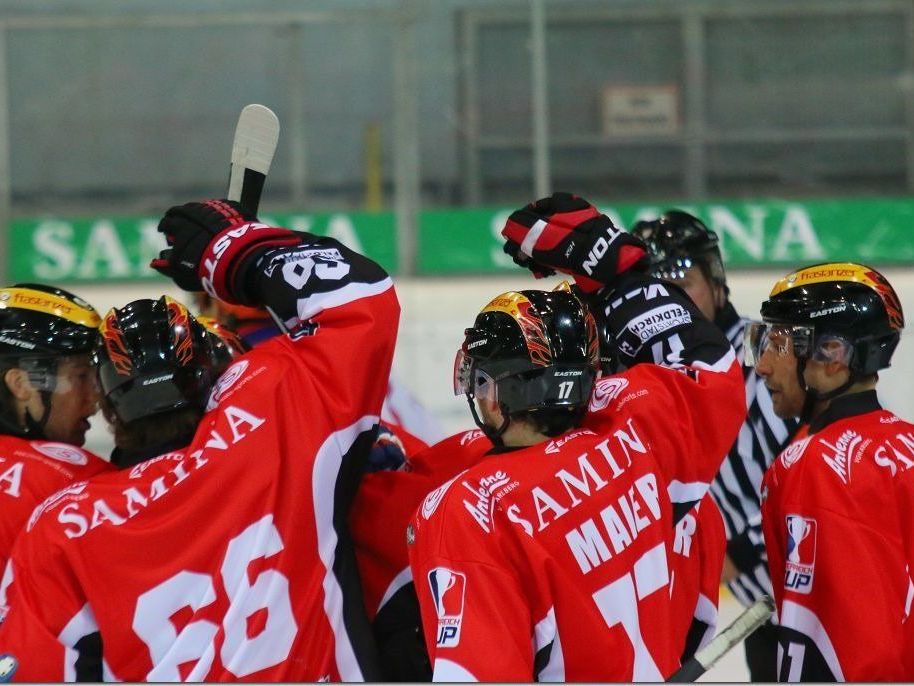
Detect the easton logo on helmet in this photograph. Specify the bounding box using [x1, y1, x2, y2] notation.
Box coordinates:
[0, 335, 36, 350]
[142, 374, 173, 386]
[809, 304, 847, 318]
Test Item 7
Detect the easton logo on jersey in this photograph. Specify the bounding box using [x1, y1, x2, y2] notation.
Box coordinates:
[784, 514, 816, 594]
[428, 567, 466, 647]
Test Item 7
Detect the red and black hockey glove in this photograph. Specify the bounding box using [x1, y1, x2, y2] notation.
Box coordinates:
[151, 198, 299, 301]
[151, 199, 256, 291]
[502, 192, 649, 293]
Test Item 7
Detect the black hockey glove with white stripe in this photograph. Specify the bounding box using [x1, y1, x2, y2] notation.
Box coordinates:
[501, 192, 649, 293]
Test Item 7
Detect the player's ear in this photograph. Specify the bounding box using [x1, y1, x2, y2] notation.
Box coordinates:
[824, 358, 851, 379]
[4, 367, 34, 401]
[819, 339, 853, 377]
[480, 395, 502, 421]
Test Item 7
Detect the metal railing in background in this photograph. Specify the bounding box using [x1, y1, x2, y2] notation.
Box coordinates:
[0, 3, 421, 281]
[1, 0, 913, 281]
[458, 0, 914, 205]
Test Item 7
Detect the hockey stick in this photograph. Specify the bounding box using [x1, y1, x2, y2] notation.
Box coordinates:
[667, 595, 775, 682]
[226, 104, 280, 215]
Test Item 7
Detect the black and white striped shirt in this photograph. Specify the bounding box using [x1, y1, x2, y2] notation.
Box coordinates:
[709, 302, 800, 607]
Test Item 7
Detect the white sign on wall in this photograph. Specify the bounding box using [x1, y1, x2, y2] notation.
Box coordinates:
[602, 85, 679, 136]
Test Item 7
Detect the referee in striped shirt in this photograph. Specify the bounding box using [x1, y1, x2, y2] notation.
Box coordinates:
[633, 211, 799, 681]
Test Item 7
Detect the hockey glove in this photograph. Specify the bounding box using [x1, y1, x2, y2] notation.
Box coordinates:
[151, 198, 300, 301]
[502, 192, 649, 293]
[503, 241, 556, 279]
[151, 199, 257, 291]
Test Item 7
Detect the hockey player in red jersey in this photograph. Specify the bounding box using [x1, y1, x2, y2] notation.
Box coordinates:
[350, 285, 725, 681]
[0, 199, 398, 681]
[407, 192, 746, 681]
[748, 262, 914, 681]
[632, 211, 798, 676]
[0, 295, 232, 682]
[587, 282, 726, 664]
[195, 288, 444, 446]
[350, 427, 492, 681]
[0, 284, 112, 573]
[197, 263, 441, 682]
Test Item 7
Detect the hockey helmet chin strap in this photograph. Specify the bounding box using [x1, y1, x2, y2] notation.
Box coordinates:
[23, 393, 53, 439]
[23, 358, 62, 439]
[466, 394, 510, 448]
[794, 357, 858, 424]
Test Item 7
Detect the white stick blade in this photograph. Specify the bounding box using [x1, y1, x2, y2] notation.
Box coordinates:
[227, 104, 280, 202]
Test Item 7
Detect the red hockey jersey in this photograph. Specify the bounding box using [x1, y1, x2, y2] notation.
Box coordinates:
[0, 240, 398, 681]
[581, 391, 726, 662]
[352, 429, 491, 624]
[762, 391, 914, 681]
[0, 436, 110, 572]
[351, 429, 493, 680]
[669, 492, 725, 659]
[408, 357, 743, 681]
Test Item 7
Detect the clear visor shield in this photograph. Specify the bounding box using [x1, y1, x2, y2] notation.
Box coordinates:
[17, 355, 98, 396]
[743, 322, 851, 368]
[453, 349, 497, 401]
[743, 322, 811, 367]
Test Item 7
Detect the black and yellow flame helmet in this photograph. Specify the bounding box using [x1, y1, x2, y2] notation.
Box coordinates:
[96, 296, 221, 424]
[0, 283, 100, 360]
[454, 289, 599, 416]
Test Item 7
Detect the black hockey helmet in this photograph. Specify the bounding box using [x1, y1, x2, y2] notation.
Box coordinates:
[96, 296, 222, 424]
[555, 279, 617, 375]
[631, 210, 726, 286]
[0, 283, 100, 360]
[454, 289, 599, 438]
[0, 284, 100, 437]
[197, 315, 250, 373]
[747, 262, 904, 377]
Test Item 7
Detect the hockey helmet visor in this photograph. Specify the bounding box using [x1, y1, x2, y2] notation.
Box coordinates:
[453, 347, 496, 400]
[454, 345, 593, 407]
[743, 321, 854, 368]
[454, 290, 598, 414]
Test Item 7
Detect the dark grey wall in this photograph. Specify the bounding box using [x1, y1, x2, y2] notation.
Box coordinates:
[1, 0, 910, 212]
